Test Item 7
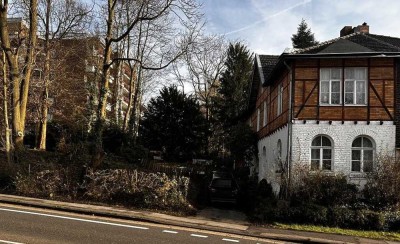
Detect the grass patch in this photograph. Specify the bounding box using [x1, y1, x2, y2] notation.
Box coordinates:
[274, 223, 400, 241]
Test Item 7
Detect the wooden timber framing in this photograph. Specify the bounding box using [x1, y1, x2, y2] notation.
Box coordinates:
[293, 58, 394, 121]
[253, 70, 290, 138]
[248, 57, 396, 140]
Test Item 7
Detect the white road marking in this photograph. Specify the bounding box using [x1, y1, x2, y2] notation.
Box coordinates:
[190, 234, 208, 238]
[0, 207, 149, 230]
[222, 238, 239, 243]
[0, 240, 24, 244]
[162, 230, 178, 234]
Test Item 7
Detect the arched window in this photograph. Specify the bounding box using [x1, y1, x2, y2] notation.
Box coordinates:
[277, 139, 282, 159]
[352, 136, 374, 172]
[311, 135, 332, 171]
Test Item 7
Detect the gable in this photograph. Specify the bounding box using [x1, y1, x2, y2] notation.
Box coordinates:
[247, 55, 279, 112]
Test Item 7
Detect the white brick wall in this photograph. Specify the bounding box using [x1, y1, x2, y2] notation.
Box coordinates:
[257, 125, 288, 192]
[256, 121, 395, 189]
[291, 121, 395, 185]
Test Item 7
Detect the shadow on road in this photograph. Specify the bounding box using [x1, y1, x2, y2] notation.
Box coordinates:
[195, 203, 249, 225]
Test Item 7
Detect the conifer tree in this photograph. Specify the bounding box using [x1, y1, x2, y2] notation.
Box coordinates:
[291, 19, 318, 49]
[215, 42, 253, 127]
[140, 85, 207, 161]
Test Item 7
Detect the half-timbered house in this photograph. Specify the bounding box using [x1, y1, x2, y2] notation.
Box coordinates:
[248, 23, 400, 191]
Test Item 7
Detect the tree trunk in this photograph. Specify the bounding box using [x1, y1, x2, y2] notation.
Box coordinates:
[2, 50, 12, 164]
[38, 81, 49, 150]
[92, 0, 114, 169]
[111, 60, 122, 125]
[122, 63, 137, 132]
[0, 0, 38, 150]
[19, 0, 38, 149]
[128, 66, 142, 139]
[10, 56, 23, 149]
[38, 0, 51, 150]
[132, 88, 143, 140]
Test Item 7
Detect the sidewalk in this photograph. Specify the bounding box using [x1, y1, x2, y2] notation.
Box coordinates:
[0, 194, 396, 244]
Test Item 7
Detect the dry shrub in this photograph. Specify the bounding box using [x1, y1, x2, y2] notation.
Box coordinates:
[14, 167, 79, 199]
[82, 169, 193, 212]
[363, 155, 400, 210]
[13, 167, 194, 214]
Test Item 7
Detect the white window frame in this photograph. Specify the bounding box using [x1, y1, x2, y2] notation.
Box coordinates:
[257, 108, 260, 131]
[310, 135, 333, 171]
[319, 68, 342, 105]
[263, 101, 267, 127]
[277, 83, 283, 114]
[351, 136, 374, 173]
[344, 67, 367, 105]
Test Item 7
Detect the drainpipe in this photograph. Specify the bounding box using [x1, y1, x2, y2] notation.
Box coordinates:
[284, 61, 294, 199]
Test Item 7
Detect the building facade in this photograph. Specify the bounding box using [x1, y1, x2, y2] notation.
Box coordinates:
[248, 23, 399, 192]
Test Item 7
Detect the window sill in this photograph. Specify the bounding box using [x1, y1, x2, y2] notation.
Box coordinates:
[319, 104, 367, 107]
[309, 170, 335, 175]
[343, 104, 367, 107]
[319, 104, 342, 106]
[349, 172, 370, 178]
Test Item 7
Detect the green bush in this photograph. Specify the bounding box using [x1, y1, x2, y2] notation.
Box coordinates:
[250, 162, 400, 231]
[384, 211, 400, 231]
[102, 125, 129, 154]
[120, 145, 148, 165]
[327, 207, 385, 230]
[349, 210, 385, 230]
[288, 204, 328, 225]
[291, 171, 358, 207]
[251, 180, 279, 222]
[328, 207, 356, 229]
[362, 157, 400, 210]
[257, 179, 274, 198]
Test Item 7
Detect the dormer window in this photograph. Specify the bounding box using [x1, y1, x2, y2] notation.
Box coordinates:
[320, 68, 341, 105]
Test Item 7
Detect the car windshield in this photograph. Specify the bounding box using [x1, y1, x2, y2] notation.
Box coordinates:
[211, 179, 235, 188]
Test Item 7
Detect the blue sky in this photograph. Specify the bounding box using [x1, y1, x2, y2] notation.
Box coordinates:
[200, 0, 400, 54]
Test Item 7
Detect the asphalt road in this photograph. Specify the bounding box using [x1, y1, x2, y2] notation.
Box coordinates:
[0, 204, 280, 244]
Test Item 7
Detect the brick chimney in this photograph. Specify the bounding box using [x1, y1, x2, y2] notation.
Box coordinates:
[340, 26, 353, 37]
[340, 23, 369, 37]
[353, 22, 369, 34]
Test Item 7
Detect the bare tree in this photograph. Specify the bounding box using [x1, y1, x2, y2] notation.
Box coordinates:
[91, 0, 202, 168]
[35, 0, 92, 150]
[173, 34, 227, 122]
[0, 0, 38, 151]
[172, 34, 227, 154]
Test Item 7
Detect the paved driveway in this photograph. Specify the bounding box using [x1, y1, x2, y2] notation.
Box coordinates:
[195, 206, 249, 225]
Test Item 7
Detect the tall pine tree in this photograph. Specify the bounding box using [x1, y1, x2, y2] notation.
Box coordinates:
[291, 19, 318, 49]
[211, 42, 256, 164]
[215, 42, 253, 127]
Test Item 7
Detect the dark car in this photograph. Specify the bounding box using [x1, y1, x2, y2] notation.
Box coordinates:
[208, 177, 239, 204]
